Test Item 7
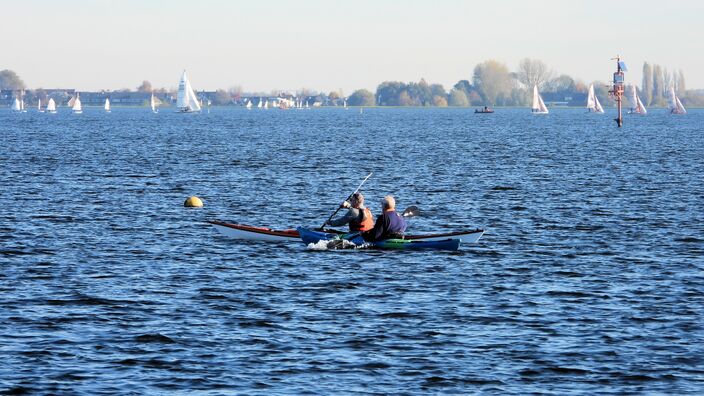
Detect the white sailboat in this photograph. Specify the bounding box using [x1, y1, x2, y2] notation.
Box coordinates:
[245, 99, 252, 109]
[531, 85, 548, 114]
[104, 98, 111, 113]
[628, 86, 647, 115]
[72, 93, 83, 114]
[46, 98, 57, 113]
[264, 99, 268, 109]
[11, 97, 21, 112]
[669, 86, 686, 114]
[37, 98, 44, 112]
[150, 93, 159, 113]
[257, 98, 263, 108]
[586, 84, 604, 113]
[176, 70, 201, 113]
[305, 100, 309, 109]
[343, 98, 348, 110]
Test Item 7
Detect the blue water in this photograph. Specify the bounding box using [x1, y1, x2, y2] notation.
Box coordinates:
[2, 107, 703, 394]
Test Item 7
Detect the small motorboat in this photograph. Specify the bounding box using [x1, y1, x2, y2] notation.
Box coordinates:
[475, 106, 494, 114]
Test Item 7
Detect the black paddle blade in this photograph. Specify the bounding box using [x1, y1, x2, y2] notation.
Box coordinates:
[402, 205, 420, 217]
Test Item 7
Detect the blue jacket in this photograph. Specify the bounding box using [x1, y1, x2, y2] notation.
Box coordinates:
[363, 210, 407, 242]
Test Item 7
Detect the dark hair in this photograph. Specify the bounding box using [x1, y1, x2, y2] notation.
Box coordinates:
[352, 192, 364, 203]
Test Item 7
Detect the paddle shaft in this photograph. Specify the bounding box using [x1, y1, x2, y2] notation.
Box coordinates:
[321, 172, 373, 229]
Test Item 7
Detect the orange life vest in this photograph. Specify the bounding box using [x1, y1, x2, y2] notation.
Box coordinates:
[350, 208, 374, 231]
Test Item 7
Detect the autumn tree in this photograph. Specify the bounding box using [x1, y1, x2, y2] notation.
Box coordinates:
[642, 62, 653, 106]
[473, 60, 512, 106]
[677, 70, 686, 93]
[448, 89, 469, 106]
[652, 64, 664, 106]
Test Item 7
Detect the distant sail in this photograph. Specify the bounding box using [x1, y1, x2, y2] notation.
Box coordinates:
[73, 93, 82, 113]
[151, 93, 159, 113]
[245, 99, 252, 109]
[586, 84, 604, 113]
[531, 85, 548, 114]
[176, 70, 201, 112]
[11, 97, 21, 112]
[669, 86, 686, 114]
[104, 98, 111, 112]
[47, 98, 57, 113]
[629, 86, 647, 115]
[37, 98, 42, 111]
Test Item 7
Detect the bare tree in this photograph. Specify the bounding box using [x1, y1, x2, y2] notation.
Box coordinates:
[517, 58, 554, 89]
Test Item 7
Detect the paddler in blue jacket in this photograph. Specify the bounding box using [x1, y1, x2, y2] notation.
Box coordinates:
[325, 192, 374, 232]
[363, 195, 407, 242]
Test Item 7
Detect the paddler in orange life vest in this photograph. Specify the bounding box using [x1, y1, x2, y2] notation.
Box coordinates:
[325, 192, 374, 232]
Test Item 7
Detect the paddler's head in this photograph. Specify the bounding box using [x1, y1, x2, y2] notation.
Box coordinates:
[382, 195, 396, 212]
[351, 192, 364, 208]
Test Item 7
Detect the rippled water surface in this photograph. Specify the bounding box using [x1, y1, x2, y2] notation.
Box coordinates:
[2, 107, 703, 394]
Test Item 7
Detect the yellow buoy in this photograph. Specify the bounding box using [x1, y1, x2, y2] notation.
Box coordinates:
[184, 196, 203, 208]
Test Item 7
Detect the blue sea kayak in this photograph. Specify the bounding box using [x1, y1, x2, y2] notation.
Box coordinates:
[297, 227, 461, 251]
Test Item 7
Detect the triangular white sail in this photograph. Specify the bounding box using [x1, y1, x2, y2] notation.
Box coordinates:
[586, 84, 604, 113]
[532, 85, 548, 114]
[37, 98, 42, 111]
[264, 100, 268, 109]
[630, 86, 647, 114]
[47, 98, 57, 113]
[675, 96, 686, 114]
[104, 98, 111, 112]
[151, 93, 159, 113]
[246, 99, 252, 109]
[257, 98, 263, 108]
[11, 97, 21, 112]
[176, 70, 201, 112]
[72, 93, 82, 113]
[670, 86, 686, 114]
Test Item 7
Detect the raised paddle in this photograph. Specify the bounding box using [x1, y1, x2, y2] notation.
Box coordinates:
[320, 172, 373, 230]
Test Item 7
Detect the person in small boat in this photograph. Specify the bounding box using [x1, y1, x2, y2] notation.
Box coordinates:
[326, 192, 374, 232]
[362, 195, 407, 242]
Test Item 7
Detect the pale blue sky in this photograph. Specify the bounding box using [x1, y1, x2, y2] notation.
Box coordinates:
[2, 0, 702, 93]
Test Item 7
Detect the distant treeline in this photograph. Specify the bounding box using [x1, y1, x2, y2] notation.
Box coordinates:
[3, 60, 704, 108]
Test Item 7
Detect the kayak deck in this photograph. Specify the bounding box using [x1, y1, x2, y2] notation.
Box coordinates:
[210, 220, 484, 244]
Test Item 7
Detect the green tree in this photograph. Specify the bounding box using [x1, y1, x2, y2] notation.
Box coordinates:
[136, 80, 152, 92]
[448, 89, 469, 106]
[453, 80, 473, 96]
[642, 62, 653, 106]
[0, 69, 25, 90]
[472, 60, 512, 106]
[545, 74, 576, 93]
[348, 89, 375, 106]
[376, 81, 405, 106]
